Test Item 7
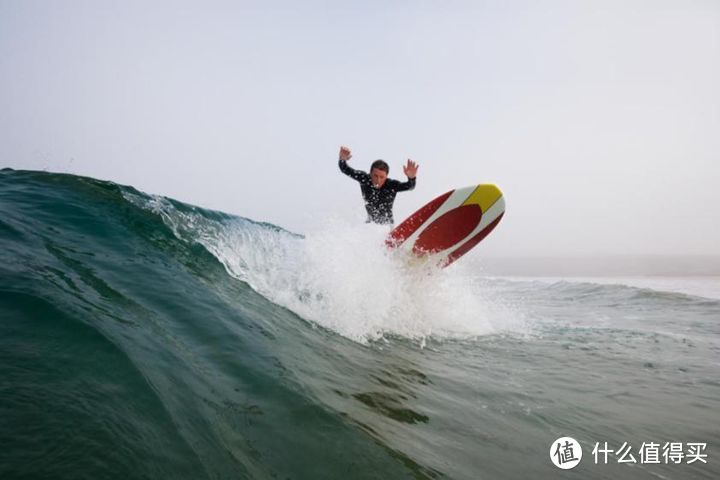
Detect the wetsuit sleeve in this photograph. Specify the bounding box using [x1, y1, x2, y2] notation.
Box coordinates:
[338, 159, 369, 183]
[393, 177, 416, 192]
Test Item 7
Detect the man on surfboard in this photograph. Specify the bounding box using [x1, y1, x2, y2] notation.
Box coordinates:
[338, 146, 419, 225]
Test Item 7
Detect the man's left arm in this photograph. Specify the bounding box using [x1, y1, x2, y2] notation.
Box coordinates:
[395, 159, 419, 192]
[394, 176, 416, 192]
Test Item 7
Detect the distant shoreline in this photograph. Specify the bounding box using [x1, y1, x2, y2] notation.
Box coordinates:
[477, 255, 720, 276]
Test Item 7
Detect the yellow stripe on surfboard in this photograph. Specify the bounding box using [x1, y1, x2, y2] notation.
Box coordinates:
[461, 184, 503, 212]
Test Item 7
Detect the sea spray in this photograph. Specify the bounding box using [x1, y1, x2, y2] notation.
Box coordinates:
[179, 213, 525, 344]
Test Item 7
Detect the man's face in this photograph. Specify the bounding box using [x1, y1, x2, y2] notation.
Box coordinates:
[370, 168, 388, 188]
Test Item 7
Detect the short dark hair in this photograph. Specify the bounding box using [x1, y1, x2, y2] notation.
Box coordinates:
[370, 160, 389, 174]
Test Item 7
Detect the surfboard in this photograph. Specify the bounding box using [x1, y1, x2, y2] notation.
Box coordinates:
[386, 184, 505, 268]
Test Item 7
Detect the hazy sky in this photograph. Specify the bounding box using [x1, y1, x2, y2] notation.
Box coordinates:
[2, 0, 719, 257]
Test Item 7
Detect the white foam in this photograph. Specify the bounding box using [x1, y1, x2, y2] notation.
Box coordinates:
[121, 191, 527, 344]
[205, 217, 524, 344]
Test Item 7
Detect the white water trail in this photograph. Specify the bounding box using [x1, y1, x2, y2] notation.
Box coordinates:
[205, 217, 523, 344]
[122, 190, 524, 343]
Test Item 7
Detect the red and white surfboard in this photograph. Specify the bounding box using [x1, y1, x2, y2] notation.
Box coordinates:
[386, 184, 505, 268]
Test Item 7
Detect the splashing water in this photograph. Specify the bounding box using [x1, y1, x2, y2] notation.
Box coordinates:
[185, 214, 525, 344]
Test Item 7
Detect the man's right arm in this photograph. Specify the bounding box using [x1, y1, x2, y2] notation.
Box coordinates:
[338, 158, 367, 181]
[338, 146, 368, 182]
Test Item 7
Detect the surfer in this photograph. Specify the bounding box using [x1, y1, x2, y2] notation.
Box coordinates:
[337, 146, 419, 224]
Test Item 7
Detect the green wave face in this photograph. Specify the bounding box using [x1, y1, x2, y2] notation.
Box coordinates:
[0, 169, 438, 480]
[2, 169, 719, 480]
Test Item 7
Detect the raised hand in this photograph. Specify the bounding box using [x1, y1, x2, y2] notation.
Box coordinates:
[339, 146, 352, 162]
[403, 159, 419, 179]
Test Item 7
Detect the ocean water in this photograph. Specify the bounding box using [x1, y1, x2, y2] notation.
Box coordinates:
[1, 168, 718, 480]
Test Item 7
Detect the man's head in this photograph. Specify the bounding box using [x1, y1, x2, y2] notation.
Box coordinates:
[370, 160, 389, 188]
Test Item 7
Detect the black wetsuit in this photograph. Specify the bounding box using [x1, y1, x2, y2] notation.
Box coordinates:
[339, 159, 416, 224]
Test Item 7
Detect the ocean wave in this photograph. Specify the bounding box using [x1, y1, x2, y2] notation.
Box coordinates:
[1, 168, 449, 479]
[3, 169, 720, 479]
